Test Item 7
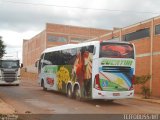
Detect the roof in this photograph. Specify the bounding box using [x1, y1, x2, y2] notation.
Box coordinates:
[101, 40, 132, 44]
[43, 41, 100, 53]
[42, 40, 133, 54]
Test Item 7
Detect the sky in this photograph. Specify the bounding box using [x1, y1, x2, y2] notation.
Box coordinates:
[0, 0, 160, 62]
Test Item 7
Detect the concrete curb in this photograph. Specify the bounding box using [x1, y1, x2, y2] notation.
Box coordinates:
[0, 99, 16, 114]
[134, 96, 160, 104]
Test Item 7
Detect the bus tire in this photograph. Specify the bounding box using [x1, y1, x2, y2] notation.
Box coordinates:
[67, 85, 72, 98]
[41, 80, 47, 91]
[74, 86, 81, 101]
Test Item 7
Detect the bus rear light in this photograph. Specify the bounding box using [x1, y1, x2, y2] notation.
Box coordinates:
[131, 75, 135, 84]
[129, 86, 133, 90]
[94, 74, 101, 90]
[128, 75, 135, 90]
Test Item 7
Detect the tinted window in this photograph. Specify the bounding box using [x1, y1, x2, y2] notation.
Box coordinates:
[123, 28, 150, 41]
[155, 24, 160, 35]
[38, 54, 44, 73]
[100, 43, 134, 59]
[43, 45, 94, 66]
[44, 50, 76, 66]
[48, 35, 67, 43]
[0, 60, 19, 68]
[62, 49, 77, 65]
[43, 51, 62, 66]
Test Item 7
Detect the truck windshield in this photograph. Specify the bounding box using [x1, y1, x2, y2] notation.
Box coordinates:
[0, 60, 19, 68]
[100, 43, 134, 59]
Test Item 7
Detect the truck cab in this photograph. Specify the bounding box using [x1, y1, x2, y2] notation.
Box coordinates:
[0, 55, 21, 85]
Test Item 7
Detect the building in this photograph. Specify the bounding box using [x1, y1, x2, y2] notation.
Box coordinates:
[22, 23, 112, 73]
[23, 16, 160, 97]
[97, 16, 160, 97]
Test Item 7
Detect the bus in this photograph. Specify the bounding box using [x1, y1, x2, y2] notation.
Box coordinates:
[36, 41, 135, 100]
[0, 55, 21, 85]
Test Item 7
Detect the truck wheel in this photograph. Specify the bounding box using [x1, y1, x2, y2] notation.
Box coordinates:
[67, 85, 72, 98]
[41, 80, 47, 91]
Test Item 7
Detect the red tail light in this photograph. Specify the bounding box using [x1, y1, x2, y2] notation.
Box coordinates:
[129, 75, 135, 90]
[132, 75, 135, 84]
[94, 74, 101, 90]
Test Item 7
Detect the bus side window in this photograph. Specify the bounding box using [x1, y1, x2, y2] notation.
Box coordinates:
[87, 45, 94, 53]
[93, 46, 96, 55]
[68, 48, 77, 65]
[37, 54, 44, 73]
[38, 59, 42, 73]
[35, 60, 39, 67]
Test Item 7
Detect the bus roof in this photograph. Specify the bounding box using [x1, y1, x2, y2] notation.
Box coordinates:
[100, 40, 132, 44]
[43, 41, 100, 54]
[42, 40, 133, 54]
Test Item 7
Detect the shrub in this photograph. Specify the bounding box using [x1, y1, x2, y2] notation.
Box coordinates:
[134, 74, 151, 99]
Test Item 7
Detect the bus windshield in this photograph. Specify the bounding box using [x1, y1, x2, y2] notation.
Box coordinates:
[0, 60, 19, 68]
[100, 43, 134, 59]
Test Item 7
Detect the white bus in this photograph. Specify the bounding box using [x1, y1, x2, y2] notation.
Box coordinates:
[36, 41, 135, 100]
[0, 55, 21, 85]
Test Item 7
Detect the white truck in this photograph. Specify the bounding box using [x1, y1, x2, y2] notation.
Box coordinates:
[0, 55, 21, 85]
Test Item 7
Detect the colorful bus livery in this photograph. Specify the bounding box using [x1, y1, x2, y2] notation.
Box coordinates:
[98, 59, 134, 91]
[93, 42, 135, 99]
[101, 59, 133, 66]
[36, 41, 135, 100]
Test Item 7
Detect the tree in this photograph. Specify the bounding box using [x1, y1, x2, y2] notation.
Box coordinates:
[0, 37, 6, 58]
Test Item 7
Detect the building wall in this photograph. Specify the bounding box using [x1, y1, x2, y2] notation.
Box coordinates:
[99, 17, 160, 97]
[22, 18, 160, 97]
[46, 23, 111, 44]
[23, 30, 46, 73]
[22, 23, 111, 73]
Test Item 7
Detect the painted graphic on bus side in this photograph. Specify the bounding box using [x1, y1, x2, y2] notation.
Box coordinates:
[42, 46, 94, 98]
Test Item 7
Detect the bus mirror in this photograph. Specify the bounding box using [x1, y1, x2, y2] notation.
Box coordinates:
[93, 46, 96, 55]
[35, 60, 39, 67]
[20, 63, 23, 68]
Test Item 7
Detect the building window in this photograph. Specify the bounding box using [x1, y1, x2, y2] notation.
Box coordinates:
[70, 37, 89, 43]
[48, 35, 67, 43]
[155, 24, 160, 35]
[123, 28, 150, 41]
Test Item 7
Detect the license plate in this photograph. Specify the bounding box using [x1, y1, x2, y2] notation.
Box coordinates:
[113, 93, 120, 96]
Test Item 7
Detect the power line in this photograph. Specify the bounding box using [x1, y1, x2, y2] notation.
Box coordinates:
[2, 0, 160, 14]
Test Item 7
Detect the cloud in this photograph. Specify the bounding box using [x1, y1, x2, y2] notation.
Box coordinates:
[0, 0, 159, 32]
[0, 0, 160, 61]
[0, 30, 39, 61]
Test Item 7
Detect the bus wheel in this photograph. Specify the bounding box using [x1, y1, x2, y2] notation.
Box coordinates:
[41, 80, 47, 91]
[67, 85, 72, 98]
[74, 86, 81, 101]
